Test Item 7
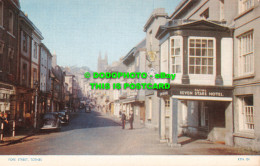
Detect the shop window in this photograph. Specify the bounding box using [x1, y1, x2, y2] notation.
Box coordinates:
[238, 31, 254, 76]
[189, 37, 215, 75]
[239, 0, 254, 14]
[170, 36, 182, 74]
[239, 95, 254, 131]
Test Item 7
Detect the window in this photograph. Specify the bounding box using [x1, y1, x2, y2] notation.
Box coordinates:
[33, 41, 38, 59]
[8, 48, 14, 73]
[200, 8, 209, 19]
[22, 63, 27, 86]
[33, 68, 37, 88]
[239, 96, 254, 131]
[0, 1, 3, 27]
[239, 0, 254, 13]
[22, 32, 28, 53]
[170, 37, 182, 73]
[148, 97, 152, 120]
[189, 38, 215, 74]
[136, 56, 139, 67]
[8, 10, 14, 34]
[238, 31, 254, 75]
[220, 0, 224, 20]
[165, 99, 170, 117]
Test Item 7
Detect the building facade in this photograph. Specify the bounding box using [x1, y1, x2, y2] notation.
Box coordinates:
[0, 0, 20, 120]
[143, 8, 168, 129]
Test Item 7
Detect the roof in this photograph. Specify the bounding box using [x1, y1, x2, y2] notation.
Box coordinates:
[169, 0, 194, 19]
[122, 39, 146, 65]
[155, 19, 230, 39]
[19, 11, 44, 40]
[143, 8, 168, 32]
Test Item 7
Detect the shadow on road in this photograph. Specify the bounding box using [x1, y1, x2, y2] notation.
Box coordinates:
[60, 109, 121, 132]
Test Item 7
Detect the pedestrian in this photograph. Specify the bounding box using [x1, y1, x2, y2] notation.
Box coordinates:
[0, 112, 3, 141]
[121, 111, 126, 129]
[129, 110, 134, 130]
[0, 112, 3, 126]
[3, 113, 9, 135]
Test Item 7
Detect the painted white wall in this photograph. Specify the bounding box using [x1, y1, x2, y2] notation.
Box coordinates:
[221, 38, 233, 86]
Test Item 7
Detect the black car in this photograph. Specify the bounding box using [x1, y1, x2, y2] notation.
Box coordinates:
[58, 110, 70, 124]
[41, 113, 61, 131]
[58, 112, 69, 124]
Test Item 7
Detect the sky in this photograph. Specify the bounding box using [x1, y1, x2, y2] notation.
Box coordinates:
[20, 0, 179, 71]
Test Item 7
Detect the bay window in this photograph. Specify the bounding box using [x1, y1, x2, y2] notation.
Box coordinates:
[170, 36, 182, 74]
[188, 37, 215, 75]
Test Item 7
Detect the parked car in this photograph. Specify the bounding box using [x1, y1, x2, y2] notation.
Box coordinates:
[85, 106, 91, 113]
[41, 113, 61, 131]
[58, 110, 70, 124]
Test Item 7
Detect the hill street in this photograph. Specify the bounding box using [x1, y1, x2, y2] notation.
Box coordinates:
[0, 109, 258, 155]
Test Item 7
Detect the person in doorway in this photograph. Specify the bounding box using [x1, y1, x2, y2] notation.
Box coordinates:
[121, 111, 126, 129]
[129, 110, 134, 130]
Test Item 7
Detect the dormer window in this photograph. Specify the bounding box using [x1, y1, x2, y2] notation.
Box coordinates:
[200, 8, 209, 19]
[239, 0, 254, 13]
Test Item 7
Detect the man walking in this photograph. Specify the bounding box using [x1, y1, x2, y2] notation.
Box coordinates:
[121, 111, 126, 129]
[129, 110, 134, 130]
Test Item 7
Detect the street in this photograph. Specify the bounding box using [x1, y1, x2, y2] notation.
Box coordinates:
[0, 109, 258, 155]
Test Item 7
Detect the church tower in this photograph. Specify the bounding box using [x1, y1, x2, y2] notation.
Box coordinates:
[97, 52, 108, 72]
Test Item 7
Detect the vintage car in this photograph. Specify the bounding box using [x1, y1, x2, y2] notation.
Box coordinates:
[58, 110, 70, 124]
[85, 106, 91, 113]
[41, 113, 61, 131]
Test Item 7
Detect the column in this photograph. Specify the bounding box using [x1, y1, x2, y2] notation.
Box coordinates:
[169, 98, 181, 147]
[215, 36, 223, 85]
[160, 98, 167, 142]
[182, 36, 190, 84]
[225, 102, 233, 146]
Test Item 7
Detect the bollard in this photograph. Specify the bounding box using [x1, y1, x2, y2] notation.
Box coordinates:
[0, 123, 3, 142]
[12, 121, 15, 137]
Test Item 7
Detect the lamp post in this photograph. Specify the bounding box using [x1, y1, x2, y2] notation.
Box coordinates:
[34, 81, 39, 129]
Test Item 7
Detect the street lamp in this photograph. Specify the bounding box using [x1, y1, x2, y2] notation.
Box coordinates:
[34, 81, 39, 129]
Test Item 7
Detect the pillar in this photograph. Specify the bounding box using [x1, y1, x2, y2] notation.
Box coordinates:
[225, 102, 233, 146]
[169, 98, 181, 147]
[160, 98, 167, 142]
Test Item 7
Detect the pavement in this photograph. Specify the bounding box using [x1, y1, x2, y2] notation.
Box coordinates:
[0, 128, 35, 146]
[0, 109, 259, 155]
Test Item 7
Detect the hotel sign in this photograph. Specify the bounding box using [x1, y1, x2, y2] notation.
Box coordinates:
[158, 86, 233, 98]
